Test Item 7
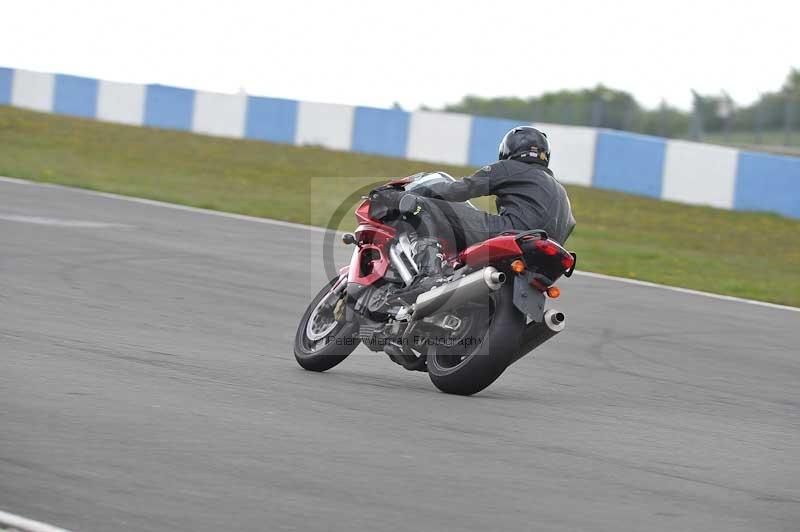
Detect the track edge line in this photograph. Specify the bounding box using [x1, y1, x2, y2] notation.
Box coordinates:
[0, 509, 72, 532]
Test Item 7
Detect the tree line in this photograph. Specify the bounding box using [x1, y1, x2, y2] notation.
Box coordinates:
[439, 69, 800, 141]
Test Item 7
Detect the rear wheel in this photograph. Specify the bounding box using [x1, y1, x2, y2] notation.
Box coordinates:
[426, 282, 524, 395]
[294, 278, 359, 372]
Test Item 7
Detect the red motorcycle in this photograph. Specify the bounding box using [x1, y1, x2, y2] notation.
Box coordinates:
[294, 172, 576, 395]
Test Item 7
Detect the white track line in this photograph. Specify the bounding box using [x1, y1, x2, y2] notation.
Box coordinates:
[0, 213, 134, 228]
[574, 271, 799, 313]
[0, 509, 71, 532]
[0, 176, 327, 234]
[1, 175, 797, 313]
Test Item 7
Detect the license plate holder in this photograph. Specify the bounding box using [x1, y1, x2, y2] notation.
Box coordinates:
[512, 273, 545, 323]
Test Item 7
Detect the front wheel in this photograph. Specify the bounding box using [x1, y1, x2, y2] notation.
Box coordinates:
[294, 278, 359, 372]
[426, 282, 525, 395]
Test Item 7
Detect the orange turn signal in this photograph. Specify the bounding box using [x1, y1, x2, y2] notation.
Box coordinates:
[546, 286, 561, 298]
[510, 259, 525, 273]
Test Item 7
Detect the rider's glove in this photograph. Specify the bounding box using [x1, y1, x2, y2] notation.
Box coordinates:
[368, 186, 406, 220]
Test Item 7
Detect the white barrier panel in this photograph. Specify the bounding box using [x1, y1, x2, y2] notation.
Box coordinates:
[533, 122, 596, 186]
[407, 111, 471, 166]
[662, 140, 737, 209]
[97, 80, 145, 125]
[295, 101, 354, 151]
[192, 90, 246, 138]
[11, 69, 54, 112]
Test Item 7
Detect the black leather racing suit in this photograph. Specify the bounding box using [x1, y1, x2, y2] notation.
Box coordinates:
[410, 159, 576, 250]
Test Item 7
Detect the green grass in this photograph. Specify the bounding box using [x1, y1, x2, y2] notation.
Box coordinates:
[1, 105, 798, 307]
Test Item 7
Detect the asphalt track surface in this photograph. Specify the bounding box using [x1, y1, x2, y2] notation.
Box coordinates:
[2, 178, 799, 532]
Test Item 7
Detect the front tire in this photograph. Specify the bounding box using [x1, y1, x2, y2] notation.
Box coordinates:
[426, 282, 524, 395]
[294, 278, 359, 372]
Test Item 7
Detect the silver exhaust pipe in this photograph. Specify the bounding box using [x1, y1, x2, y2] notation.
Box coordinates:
[389, 243, 415, 286]
[410, 266, 505, 320]
[509, 309, 566, 365]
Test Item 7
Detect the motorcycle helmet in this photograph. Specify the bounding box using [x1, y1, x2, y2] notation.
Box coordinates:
[498, 126, 550, 166]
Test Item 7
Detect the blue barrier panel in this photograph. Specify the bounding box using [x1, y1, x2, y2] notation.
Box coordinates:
[468, 116, 521, 166]
[0, 67, 12, 105]
[144, 84, 195, 130]
[53, 74, 98, 118]
[593, 130, 666, 198]
[244, 96, 298, 143]
[734, 151, 800, 218]
[351, 107, 410, 157]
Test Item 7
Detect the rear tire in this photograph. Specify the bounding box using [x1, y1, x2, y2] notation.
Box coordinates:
[427, 282, 524, 395]
[294, 278, 359, 372]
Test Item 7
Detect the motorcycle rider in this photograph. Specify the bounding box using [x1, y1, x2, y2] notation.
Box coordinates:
[376, 126, 576, 279]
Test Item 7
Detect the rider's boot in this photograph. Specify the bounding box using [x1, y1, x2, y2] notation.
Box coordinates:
[409, 236, 449, 291]
[398, 195, 451, 288]
[414, 237, 444, 278]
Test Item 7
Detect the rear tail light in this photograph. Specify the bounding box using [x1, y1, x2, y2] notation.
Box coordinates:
[519, 235, 576, 282]
[534, 240, 559, 256]
[534, 239, 574, 272]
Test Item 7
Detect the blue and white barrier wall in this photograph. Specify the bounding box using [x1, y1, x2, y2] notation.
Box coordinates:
[1, 67, 798, 218]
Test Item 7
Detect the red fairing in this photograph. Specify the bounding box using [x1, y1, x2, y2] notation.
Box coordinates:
[347, 200, 395, 286]
[347, 244, 390, 286]
[459, 235, 522, 267]
[355, 200, 396, 239]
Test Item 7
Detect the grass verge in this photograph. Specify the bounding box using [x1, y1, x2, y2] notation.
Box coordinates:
[1, 105, 798, 306]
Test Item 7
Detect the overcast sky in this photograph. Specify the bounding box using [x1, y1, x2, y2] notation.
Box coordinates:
[3, 0, 797, 111]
